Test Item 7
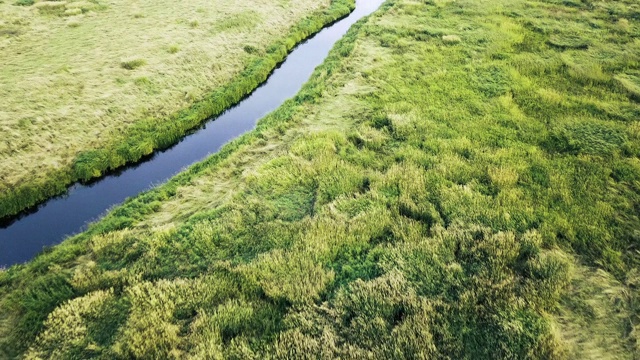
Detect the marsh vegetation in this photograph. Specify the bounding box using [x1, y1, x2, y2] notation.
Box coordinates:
[0, 0, 638, 358]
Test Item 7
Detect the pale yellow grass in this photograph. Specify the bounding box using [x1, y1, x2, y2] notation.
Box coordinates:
[0, 0, 330, 190]
[554, 259, 637, 359]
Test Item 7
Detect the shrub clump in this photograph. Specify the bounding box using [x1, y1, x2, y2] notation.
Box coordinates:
[120, 58, 146, 70]
[167, 44, 180, 54]
[14, 0, 35, 6]
[34, 1, 68, 15]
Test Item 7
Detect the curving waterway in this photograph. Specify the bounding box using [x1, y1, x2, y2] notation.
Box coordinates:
[0, 0, 385, 268]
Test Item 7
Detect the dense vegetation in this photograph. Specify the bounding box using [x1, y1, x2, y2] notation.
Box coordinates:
[1, 0, 639, 358]
[0, 0, 353, 219]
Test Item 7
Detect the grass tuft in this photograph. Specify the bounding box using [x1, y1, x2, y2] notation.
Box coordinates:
[119, 58, 146, 70]
[66, 17, 80, 27]
[167, 44, 179, 54]
[13, 0, 34, 6]
[34, 1, 68, 15]
[442, 34, 461, 44]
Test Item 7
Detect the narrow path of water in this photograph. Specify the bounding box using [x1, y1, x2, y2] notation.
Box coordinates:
[0, 0, 385, 267]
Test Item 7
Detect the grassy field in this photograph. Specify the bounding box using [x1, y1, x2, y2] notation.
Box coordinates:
[0, 0, 356, 218]
[1, 0, 639, 358]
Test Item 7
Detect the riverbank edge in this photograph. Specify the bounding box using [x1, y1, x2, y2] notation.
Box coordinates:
[0, 0, 356, 220]
[0, 2, 388, 272]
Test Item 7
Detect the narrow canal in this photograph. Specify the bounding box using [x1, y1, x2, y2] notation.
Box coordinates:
[0, 0, 386, 267]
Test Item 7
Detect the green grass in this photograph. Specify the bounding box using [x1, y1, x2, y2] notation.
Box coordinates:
[0, 0, 350, 219]
[0, 0, 639, 358]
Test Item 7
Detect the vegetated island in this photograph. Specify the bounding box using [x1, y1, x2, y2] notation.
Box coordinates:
[1, 0, 639, 358]
[0, 0, 354, 219]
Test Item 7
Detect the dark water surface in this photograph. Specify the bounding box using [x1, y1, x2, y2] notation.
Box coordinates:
[0, 0, 385, 267]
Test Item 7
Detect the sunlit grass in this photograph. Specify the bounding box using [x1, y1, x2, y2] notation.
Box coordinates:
[0, 0, 638, 358]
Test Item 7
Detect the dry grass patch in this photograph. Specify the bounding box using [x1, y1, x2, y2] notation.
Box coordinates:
[555, 260, 639, 359]
[615, 74, 640, 101]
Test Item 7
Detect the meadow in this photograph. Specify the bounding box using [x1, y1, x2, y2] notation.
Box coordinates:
[0, 0, 354, 218]
[1, 0, 639, 358]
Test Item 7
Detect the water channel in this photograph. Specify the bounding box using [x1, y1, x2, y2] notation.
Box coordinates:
[0, 0, 386, 267]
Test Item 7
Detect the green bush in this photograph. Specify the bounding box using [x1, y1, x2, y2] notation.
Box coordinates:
[14, 0, 34, 6]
